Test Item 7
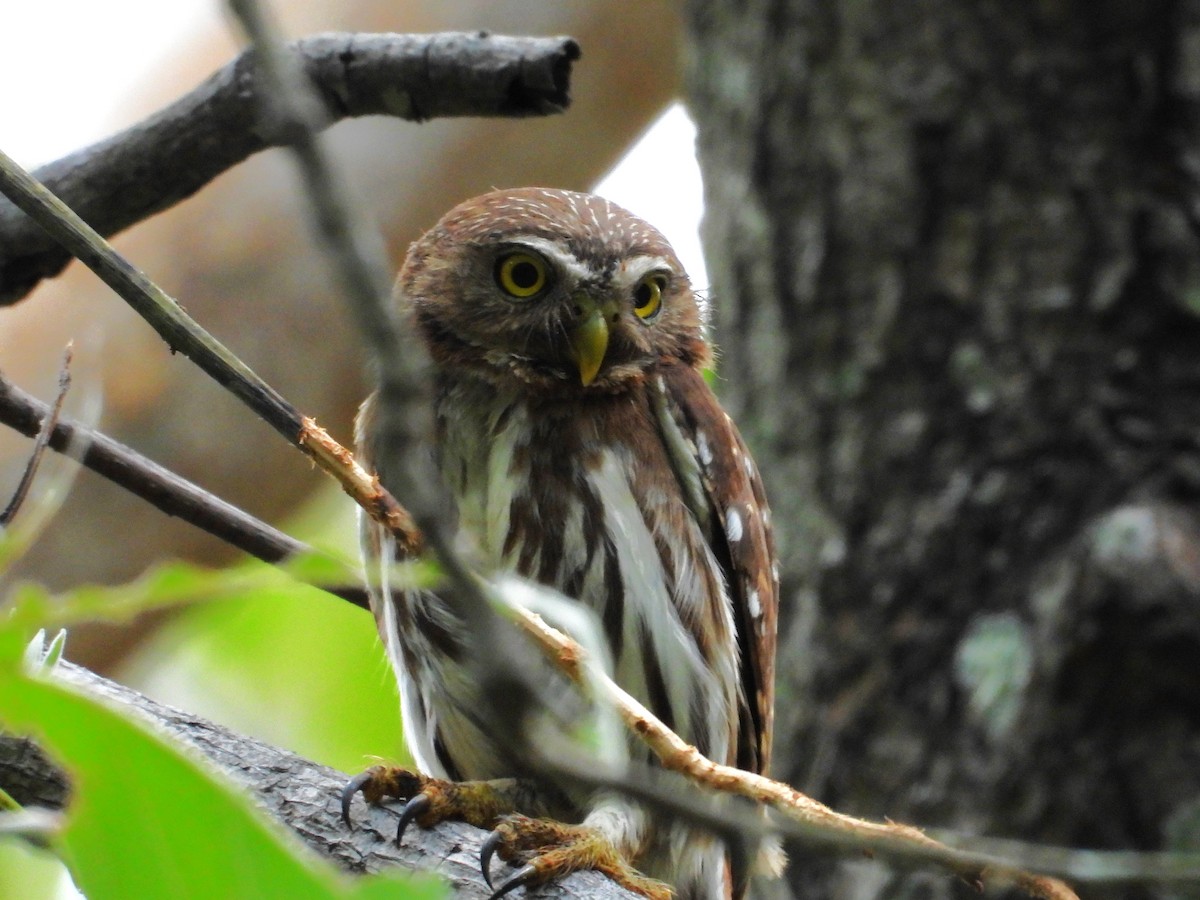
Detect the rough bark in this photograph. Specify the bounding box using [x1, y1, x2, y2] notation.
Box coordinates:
[685, 1, 1200, 897]
[0, 662, 637, 899]
[0, 33, 578, 305]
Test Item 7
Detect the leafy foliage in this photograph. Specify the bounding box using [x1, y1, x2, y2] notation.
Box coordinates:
[0, 535, 442, 899]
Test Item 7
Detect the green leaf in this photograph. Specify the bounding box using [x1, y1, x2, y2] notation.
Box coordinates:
[119, 572, 407, 773]
[0, 837, 72, 899]
[0, 669, 326, 898]
[0, 663, 442, 900]
[8, 558, 328, 629]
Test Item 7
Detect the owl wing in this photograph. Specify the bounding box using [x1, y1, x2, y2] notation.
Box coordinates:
[659, 361, 778, 776]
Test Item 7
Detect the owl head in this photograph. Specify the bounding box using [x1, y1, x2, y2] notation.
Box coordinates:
[398, 188, 710, 395]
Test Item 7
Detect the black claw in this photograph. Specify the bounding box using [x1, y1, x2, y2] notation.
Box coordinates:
[340, 771, 375, 828]
[480, 829, 505, 888]
[488, 863, 537, 900]
[395, 793, 432, 846]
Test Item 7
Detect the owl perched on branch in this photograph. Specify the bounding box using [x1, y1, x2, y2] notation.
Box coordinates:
[349, 188, 779, 900]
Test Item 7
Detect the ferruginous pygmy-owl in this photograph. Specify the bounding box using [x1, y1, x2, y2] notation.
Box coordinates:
[350, 188, 778, 900]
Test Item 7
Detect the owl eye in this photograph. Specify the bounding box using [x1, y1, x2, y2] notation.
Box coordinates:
[633, 274, 666, 321]
[496, 252, 549, 299]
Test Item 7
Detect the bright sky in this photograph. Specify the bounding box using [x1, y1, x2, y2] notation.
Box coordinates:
[1, 1, 707, 286]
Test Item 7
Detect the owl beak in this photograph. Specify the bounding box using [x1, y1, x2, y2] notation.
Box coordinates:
[568, 296, 614, 386]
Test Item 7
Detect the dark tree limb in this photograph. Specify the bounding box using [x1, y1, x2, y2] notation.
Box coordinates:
[0, 369, 369, 610]
[0, 144, 423, 556]
[0, 365, 298, 567]
[0, 32, 580, 305]
[0, 662, 635, 899]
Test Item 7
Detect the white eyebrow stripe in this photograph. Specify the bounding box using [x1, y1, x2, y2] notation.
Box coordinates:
[508, 236, 597, 282]
[619, 255, 680, 282]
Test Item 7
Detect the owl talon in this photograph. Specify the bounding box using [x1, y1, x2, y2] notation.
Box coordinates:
[487, 863, 537, 900]
[395, 793, 432, 845]
[476, 814, 674, 899]
[340, 770, 377, 827]
[480, 829, 504, 888]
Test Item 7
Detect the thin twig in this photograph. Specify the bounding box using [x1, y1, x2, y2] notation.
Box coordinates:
[0, 344, 72, 525]
[226, 0, 534, 726]
[930, 832, 1200, 888]
[0, 145, 421, 560]
[0, 368, 368, 610]
[517, 610, 1081, 900]
[0, 32, 579, 305]
[226, 2, 433, 555]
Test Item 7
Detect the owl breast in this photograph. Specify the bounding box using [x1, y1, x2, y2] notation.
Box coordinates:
[432, 374, 741, 774]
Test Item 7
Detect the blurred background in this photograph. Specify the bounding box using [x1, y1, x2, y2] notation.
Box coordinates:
[0, 2, 697, 895]
[10, 3, 1196, 899]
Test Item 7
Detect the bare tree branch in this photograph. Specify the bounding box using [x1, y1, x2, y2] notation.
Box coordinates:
[0, 368, 368, 610]
[0, 31, 579, 305]
[0, 144, 423, 559]
[0, 661, 636, 900]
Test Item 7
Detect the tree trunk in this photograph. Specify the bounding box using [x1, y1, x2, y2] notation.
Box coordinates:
[685, 2, 1200, 897]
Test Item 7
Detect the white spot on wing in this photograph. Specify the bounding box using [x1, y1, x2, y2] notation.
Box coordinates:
[747, 588, 762, 619]
[697, 431, 713, 466]
[727, 508, 743, 542]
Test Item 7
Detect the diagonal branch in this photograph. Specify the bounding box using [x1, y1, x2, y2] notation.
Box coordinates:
[0, 32, 579, 305]
[0, 368, 368, 610]
[0, 143, 422, 560]
[226, 0, 545, 768]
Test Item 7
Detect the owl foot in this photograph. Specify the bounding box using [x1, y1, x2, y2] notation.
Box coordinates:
[341, 765, 525, 845]
[479, 813, 673, 900]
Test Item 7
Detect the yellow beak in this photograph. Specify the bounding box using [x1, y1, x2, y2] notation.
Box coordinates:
[568, 297, 613, 386]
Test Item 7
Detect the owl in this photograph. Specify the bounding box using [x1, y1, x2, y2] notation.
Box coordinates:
[350, 188, 778, 900]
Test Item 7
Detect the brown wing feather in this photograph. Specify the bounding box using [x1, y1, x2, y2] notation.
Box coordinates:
[660, 362, 778, 775]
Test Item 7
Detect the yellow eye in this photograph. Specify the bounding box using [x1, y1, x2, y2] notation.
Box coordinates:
[633, 274, 665, 320]
[496, 252, 548, 298]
